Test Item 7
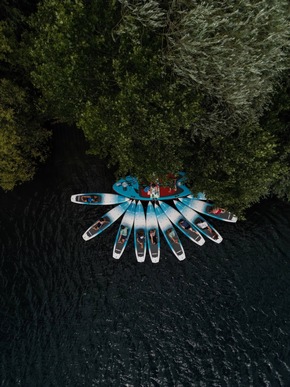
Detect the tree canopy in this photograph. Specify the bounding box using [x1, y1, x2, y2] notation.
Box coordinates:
[0, 6, 50, 191]
[1, 0, 290, 216]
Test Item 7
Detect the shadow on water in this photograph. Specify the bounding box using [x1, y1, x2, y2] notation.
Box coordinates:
[1, 126, 290, 386]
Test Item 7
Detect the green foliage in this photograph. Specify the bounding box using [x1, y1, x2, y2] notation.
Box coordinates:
[165, 0, 290, 114]
[27, 0, 290, 215]
[261, 74, 290, 201]
[30, 0, 203, 183]
[186, 123, 287, 217]
[29, 0, 120, 122]
[120, 0, 290, 138]
[0, 79, 50, 190]
[78, 25, 202, 183]
[0, 22, 13, 61]
[0, 0, 51, 192]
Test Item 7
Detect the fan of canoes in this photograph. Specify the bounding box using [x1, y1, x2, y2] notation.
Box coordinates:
[71, 192, 237, 263]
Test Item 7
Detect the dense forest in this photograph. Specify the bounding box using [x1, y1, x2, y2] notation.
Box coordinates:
[1, 0, 290, 216]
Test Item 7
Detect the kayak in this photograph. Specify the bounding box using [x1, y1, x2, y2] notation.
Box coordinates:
[82, 201, 131, 241]
[174, 200, 223, 244]
[154, 203, 185, 261]
[146, 201, 160, 263]
[134, 200, 147, 262]
[71, 193, 129, 205]
[159, 201, 205, 246]
[112, 200, 136, 259]
[179, 197, 237, 223]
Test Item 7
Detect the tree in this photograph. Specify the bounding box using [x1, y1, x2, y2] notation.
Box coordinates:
[28, 0, 121, 123]
[0, 12, 50, 191]
[28, 0, 290, 214]
[165, 1, 290, 113]
[185, 123, 287, 216]
[78, 28, 203, 182]
[261, 73, 290, 201]
[0, 79, 50, 190]
[29, 0, 203, 182]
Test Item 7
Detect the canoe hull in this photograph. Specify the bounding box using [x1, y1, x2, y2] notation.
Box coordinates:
[146, 202, 160, 263]
[188, 193, 207, 200]
[113, 200, 136, 259]
[174, 201, 223, 244]
[71, 193, 129, 205]
[82, 201, 131, 241]
[154, 203, 185, 261]
[112, 173, 192, 201]
[159, 201, 205, 246]
[180, 197, 237, 223]
[134, 201, 147, 262]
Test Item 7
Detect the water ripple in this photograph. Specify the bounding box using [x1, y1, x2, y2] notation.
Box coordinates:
[1, 127, 290, 386]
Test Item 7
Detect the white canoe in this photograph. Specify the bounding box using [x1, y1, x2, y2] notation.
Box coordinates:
[146, 202, 160, 263]
[134, 201, 147, 262]
[159, 201, 205, 246]
[188, 192, 207, 200]
[112, 200, 136, 259]
[180, 197, 237, 223]
[174, 200, 223, 244]
[154, 203, 185, 261]
[71, 193, 129, 205]
[82, 201, 131, 241]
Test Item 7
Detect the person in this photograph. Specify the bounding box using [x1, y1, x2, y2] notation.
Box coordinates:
[167, 228, 178, 244]
[196, 219, 218, 237]
[196, 219, 212, 232]
[178, 219, 199, 235]
[92, 217, 108, 231]
[81, 195, 99, 203]
[137, 230, 145, 249]
[118, 225, 128, 244]
[211, 231, 219, 240]
[196, 219, 219, 239]
[144, 186, 150, 195]
[168, 179, 177, 192]
[149, 229, 158, 245]
[150, 183, 160, 199]
[166, 173, 177, 192]
[208, 207, 225, 215]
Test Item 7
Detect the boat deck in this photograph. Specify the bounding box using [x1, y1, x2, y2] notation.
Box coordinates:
[113, 174, 192, 201]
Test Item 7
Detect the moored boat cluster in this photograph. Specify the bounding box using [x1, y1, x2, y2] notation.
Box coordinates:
[71, 178, 237, 262]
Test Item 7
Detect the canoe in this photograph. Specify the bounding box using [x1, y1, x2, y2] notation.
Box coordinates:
[174, 200, 223, 244]
[188, 192, 207, 200]
[134, 200, 147, 262]
[82, 201, 131, 241]
[112, 200, 136, 259]
[154, 203, 185, 261]
[71, 193, 129, 205]
[146, 201, 160, 263]
[179, 197, 237, 223]
[159, 201, 205, 246]
[112, 173, 193, 201]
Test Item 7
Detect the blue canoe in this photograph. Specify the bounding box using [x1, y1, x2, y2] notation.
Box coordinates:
[154, 203, 185, 261]
[179, 197, 237, 223]
[134, 201, 147, 262]
[71, 193, 129, 205]
[112, 200, 136, 259]
[174, 200, 223, 244]
[112, 173, 192, 201]
[159, 201, 205, 246]
[146, 202, 160, 263]
[82, 201, 131, 241]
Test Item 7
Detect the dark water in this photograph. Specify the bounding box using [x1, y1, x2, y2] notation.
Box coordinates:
[1, 127, 290, 387]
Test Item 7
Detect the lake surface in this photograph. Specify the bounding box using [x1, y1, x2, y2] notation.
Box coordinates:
[1, 127, 290, 386]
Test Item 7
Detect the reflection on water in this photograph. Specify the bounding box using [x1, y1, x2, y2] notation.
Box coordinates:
[1, 127, 290, 386]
